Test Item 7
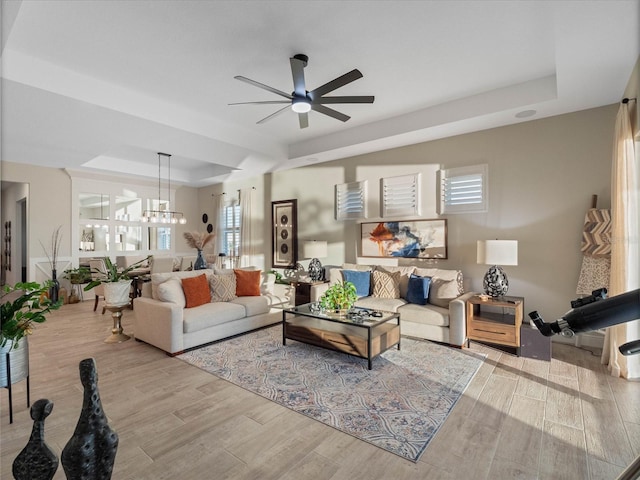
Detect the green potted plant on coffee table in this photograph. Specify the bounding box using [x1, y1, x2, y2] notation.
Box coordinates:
[319, 281, 358, 313]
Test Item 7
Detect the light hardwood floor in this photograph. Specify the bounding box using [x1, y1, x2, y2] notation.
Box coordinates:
[1, 301, 638, 479]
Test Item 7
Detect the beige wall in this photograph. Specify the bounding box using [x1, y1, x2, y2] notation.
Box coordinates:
[207, 104, 617, 324]
[0, 103, 619, 324]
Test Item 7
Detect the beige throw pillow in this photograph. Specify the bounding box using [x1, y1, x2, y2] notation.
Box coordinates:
[372, 270, 401, 299]
[210, 273, 237, 302]
[156, 278, 186, 307]
[428, 278, 461, 308]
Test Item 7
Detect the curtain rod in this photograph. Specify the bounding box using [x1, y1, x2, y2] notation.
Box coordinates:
[211, 187, 255, 196]
[622, 97, 636, 104]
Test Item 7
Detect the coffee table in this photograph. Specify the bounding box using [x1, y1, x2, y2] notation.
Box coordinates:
[282, 304, 400, 369]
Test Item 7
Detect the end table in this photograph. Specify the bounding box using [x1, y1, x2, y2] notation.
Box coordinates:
[466, 295, 524, 354]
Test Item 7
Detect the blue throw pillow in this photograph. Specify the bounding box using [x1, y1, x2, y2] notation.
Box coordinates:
[406, 274, 431, 305]
[342, 270, 371, 298]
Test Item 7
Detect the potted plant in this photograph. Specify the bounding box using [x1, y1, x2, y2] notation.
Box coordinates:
[319, 281, 358, 313]
[63, 266, 92, 304]
[84, 256, 150, 306]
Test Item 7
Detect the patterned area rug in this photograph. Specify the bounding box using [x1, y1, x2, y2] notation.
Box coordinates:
[178, 326, 484, 462]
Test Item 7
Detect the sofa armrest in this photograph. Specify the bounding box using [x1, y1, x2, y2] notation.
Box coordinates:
[448, 292, 478, 347]
[133, 297, 185, 354]
[310, 282, 330, 302]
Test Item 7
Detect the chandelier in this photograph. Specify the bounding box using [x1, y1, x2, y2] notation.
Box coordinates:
[141, 152, 187, 224]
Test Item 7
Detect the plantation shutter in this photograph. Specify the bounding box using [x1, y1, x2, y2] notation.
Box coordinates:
[381, 173, 421, 217]
[335, 181, 368, 220]
[438, 164, 488, 214]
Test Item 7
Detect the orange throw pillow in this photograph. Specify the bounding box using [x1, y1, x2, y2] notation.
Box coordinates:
[181, 274, 211, 308]
[234, 269, 261, 296]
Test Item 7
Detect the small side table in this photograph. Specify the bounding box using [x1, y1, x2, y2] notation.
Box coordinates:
[292, 281, 328, 306]
[103, 304, 131, 344]
[466, 295, 524, 354]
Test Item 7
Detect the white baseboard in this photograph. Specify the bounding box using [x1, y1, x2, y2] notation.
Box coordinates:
[552, 331, 605, 349]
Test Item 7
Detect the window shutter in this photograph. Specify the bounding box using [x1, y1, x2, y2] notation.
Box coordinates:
[438, 164, 488, 214]
[381, 173, 421, 217]
[335, 181, 367, 220]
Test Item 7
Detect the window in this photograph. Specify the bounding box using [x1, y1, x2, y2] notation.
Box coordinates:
[381, 173, 421, 217]
[223, 203, 241, 256]
[438, 164, 488, 214]
[335, 180, 368, 220]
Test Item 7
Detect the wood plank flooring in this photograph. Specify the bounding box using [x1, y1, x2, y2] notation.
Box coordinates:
[1, 301, 638, 479]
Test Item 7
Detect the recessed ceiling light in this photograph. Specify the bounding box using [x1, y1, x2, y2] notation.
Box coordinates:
[515, 109, 537, 119]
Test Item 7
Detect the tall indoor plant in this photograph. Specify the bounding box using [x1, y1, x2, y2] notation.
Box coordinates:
[84, 256, 150, 306]
[40, 225, 63, 302]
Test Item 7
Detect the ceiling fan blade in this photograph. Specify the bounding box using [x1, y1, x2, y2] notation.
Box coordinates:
[229, 100, 290, 105]
[256, 105, 290, 124]
[298, 112, 309, 129]
[290, 56, 307, 97]
[309, 69, 363, 99]
[311, 104, 350, 122]
[234, 76, 293, 100]
[312, 95, 375, 104]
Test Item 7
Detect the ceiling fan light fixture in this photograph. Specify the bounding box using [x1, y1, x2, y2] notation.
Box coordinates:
[291, 97, 311, 113]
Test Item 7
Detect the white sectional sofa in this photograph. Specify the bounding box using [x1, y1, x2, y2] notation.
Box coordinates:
[133, 268, 282, 355]
[315, 264, 474, 347]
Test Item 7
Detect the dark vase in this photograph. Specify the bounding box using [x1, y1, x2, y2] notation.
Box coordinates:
[12, 399, 59, 480]
[49, 269, 60, 303]
[194, 249, 207, 270]
[61, 358, 118, 480]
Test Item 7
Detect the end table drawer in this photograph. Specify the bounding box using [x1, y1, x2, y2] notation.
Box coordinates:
[468, 322, 517, 345]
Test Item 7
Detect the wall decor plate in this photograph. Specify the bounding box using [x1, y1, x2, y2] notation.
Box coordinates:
[361, 219, 447, 259]
[272, 199, 298, 268]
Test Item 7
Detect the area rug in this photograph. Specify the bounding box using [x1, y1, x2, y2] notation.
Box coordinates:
[177, 326, 484, 462]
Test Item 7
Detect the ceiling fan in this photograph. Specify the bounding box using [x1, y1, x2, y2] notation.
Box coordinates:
[230, 54, 374, 129]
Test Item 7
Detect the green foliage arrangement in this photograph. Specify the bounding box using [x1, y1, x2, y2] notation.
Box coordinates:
[63, 266, 92, 284]
[319, 281, 358, 311]
[1, 281, 62, 350]
[84, 256, 150, 291]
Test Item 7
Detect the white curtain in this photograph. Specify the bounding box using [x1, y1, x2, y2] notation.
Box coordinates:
[211, 193, 225, 255]
[601, 102, 640, 379]
[238, 188, 254, 267]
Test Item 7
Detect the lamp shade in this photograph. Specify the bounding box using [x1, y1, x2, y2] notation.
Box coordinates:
[477, 240, 518, 266]
[302, 240, 327, 260]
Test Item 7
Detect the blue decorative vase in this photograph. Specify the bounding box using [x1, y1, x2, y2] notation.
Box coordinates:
[194, 250, 207, 270]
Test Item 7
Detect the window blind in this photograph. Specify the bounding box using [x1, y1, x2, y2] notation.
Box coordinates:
[381, 173, 421, 217]
[438, 164, 488, 214]
[335, 181, 367, 220]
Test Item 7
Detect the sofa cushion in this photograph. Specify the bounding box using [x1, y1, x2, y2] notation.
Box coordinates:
[151, 269, 213, 299]
[406, 274, 431, 305]
[372, 270, 401, 299]
[398, 302, 450, 327]
[355, 296, 406, 313]
[210, 273, 237, 302]
[342, 270, 371, 297]
[235, 269, 261, 296]
[230, 296, 270, 316]
[183, 302, 246, 333]
[375, 266, 416, 298]
[182, 274, 211, 308]
[414, 268, 464, 295]
[156, 278, 186, 307]
[428, 277, 461, 308]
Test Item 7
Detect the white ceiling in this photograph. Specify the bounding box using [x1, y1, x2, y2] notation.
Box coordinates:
[1, 0, 638, 187]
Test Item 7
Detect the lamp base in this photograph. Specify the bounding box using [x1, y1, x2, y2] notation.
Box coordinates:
[308, 258, 324, 282]
[483, 265, 509, 297]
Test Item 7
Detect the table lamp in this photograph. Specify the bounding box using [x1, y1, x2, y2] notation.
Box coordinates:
[477, 240, 518, 297]
[302, 240, 328, 282]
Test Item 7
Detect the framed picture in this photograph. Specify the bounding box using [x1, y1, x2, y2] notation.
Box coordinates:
[360, 219, 447, 259]
[272, 199, 298, 268]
